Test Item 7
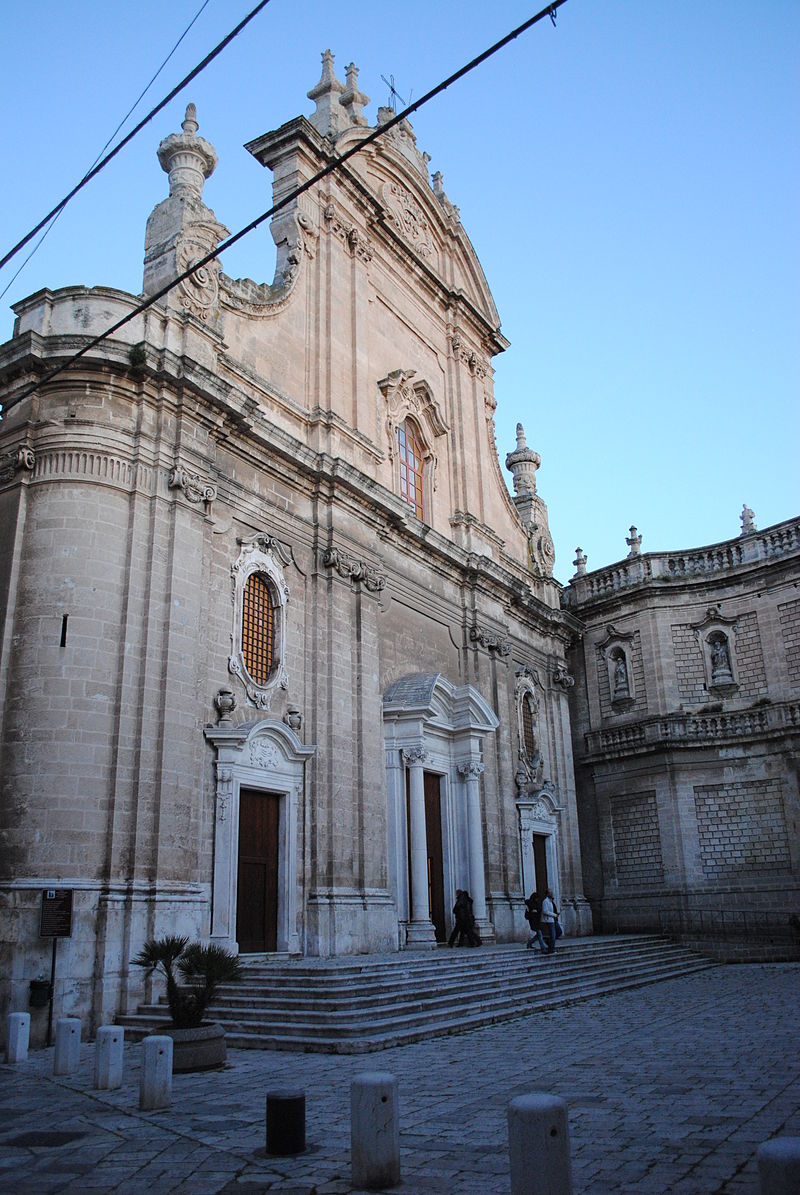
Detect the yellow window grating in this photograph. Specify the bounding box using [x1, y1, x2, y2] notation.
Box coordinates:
[242, 573, 274, 686]
[397, 421, 424, 519]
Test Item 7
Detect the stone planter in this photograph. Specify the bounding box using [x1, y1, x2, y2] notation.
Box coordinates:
[162, 1023, 227, 1073]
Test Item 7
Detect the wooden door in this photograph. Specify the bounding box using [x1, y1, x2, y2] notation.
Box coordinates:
[237, 789, 280, 952]
[533, 833, 549, 897]
[424, 773, 446, 942]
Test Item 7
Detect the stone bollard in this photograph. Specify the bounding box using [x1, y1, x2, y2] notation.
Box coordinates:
[351, 1071, 401, 1190]
[94, 1025, 124, 1090]
[139, 1036, 173, 1111]
[53, 1017, 81, 1076]
[508, 1093, 573, 1195]
[758, 1138, 800, 1194]
[5, 1012, 31, 1063]
[266, 1088, 306, 1155]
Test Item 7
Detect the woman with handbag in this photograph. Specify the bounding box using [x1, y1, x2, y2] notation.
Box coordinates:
[540, 887, 559, 954]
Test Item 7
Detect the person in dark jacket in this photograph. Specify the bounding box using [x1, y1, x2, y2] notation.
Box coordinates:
[448, 889, 482, 946]
[524, 891, 547, 953]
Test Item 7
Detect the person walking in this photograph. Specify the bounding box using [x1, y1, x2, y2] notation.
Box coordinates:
[540, 887, 559, 954]
[524, 891, 546, 953]
[448, 889, 481, 946]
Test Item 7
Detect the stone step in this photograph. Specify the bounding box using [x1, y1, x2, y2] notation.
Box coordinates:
[118, 936, 717, 1052]
[132, 941, 692, 1017]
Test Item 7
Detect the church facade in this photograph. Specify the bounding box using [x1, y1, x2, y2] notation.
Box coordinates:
[0, 55, 591, 1035]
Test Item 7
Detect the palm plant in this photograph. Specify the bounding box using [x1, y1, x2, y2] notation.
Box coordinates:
[132, 935, 243, 1029]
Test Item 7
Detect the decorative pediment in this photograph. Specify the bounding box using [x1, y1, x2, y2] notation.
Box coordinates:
[381, 182, 437, 263]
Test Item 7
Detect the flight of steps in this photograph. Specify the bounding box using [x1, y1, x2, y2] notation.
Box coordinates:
[118, 934, 717, 1054]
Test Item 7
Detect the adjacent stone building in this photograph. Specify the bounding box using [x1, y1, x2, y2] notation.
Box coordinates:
[564, 512, 800, 958]
[0, 55, 591, 1035]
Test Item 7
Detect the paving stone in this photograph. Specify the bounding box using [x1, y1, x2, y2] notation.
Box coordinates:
[0, 965, 798, 1193]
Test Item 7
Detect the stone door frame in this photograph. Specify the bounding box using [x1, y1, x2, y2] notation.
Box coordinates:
[204, 718, 315, 955]
[517, 786, 563, 908]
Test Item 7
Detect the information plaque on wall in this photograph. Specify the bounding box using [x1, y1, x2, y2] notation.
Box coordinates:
[40, 889, 73, 938]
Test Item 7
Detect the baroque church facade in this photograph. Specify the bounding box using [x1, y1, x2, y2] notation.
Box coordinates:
[0, 55, 590, 1033]
[0, 54, 797, 1036]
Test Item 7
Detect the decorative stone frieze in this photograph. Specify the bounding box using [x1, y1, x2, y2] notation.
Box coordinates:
[469, 625, 511, 656]
[321, 546, 386, 591]
[168, 462, 216, 506]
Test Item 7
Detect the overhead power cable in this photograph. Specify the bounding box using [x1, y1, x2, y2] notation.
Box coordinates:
[1, 0, 567, 417]
[0, 0, 213, 304]
[0, 0, 272, 274]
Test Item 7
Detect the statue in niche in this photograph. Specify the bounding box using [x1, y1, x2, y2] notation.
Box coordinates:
[612, 651, 630, 699]
[709, 634, 733, 683]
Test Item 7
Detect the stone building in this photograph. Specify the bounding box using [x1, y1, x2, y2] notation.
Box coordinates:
[0, 54, 591, 1034]
[564, 512, 800, 958]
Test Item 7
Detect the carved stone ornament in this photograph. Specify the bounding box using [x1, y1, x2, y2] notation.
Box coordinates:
[215, 763, 233, 822]
[457, 760, 485, 779]
[323, 200, 373, 262]
[381, 182, 437, 261]
[552, 663, 574, 690]
[469, 625, 511, 656]
[176, 238, 220, 320]
[450, 334, 489, 377]
[213, 687, 236, 723]
[14, 446, 35, 472]
[402, 746, 428, 766]
[169, 462, 217, 506]
[249, 738, 282, 770]
[322, 546, 386, 591]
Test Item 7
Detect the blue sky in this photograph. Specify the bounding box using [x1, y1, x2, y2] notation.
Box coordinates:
[2, 1, 797, 582]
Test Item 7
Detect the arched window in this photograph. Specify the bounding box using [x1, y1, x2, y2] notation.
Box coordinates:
[241, 572, 276, 686]
[397, 419, 425, 519]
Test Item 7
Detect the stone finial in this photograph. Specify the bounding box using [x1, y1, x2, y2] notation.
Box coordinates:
[626, 525, 642, 557]
[740, 504, 756, 536]
[573, 548, 587, 577]
[340, 62, 369, 127]
[156, 102, 218, 199]
[505, 423, 541, 496]
[432, 171, 444, 197]
[307, 49, 345, 138]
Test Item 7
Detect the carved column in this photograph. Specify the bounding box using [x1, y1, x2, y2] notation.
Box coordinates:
[402, 747, 436, 949]
[459, 761, 488, 926]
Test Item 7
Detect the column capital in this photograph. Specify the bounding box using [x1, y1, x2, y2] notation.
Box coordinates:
[457, 760, 485, 778]
[402, 746, 428, 766]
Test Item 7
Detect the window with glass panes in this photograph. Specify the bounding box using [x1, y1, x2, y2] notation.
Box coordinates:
[241, 573, 275, 685]
[397, 419, 424, 519]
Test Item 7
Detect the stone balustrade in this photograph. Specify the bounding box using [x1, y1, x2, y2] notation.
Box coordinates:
[584, 699, 800, 757]
[564, 516, 800, 608]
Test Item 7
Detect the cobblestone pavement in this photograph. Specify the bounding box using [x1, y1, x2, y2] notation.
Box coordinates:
[1, 963, 798, 1194]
